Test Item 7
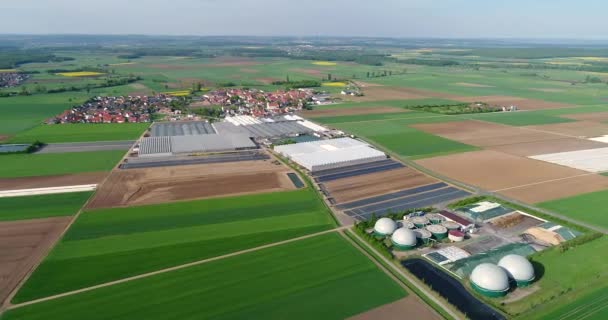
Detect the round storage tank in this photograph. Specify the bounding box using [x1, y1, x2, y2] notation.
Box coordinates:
[426, 224, 448, 240]
[426, 213, 445, 224]
[442, 220, 461, 231]
[373, 218, 397, 237]
[448, 230, 465, 242]
[414, 229, 432, 244]
[411, 216, 429, 228]
[391, 228, 417, 250]
[470, 263, 510, 297]
[401, 220, 415, 229]
[498, 254, 535, 287]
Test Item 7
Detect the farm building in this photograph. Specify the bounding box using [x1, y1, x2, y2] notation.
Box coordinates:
[439, 210, 475, 230]
[274, 137, 387, 172]
[470, 263, 510, 298]
[150, 121, 216, 137]
[138, 134, 257, 157]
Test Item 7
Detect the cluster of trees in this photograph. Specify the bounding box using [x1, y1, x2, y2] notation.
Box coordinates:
[271, 79, 321, 89]
[46, 67, 105, 74]
[365, 69, 407, 78]
[406, 102, 502, 115]
[395, 58, 460, 67]
[0, 49, 74, 69]
[0, 75, 141, 97]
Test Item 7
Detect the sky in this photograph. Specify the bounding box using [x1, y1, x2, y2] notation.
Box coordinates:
[1, 0, 607, 39]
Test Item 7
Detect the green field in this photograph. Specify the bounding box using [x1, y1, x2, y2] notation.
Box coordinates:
[13, 189, 335, 302]
[312, 98, 462, 111]
[0, 93, 87, 136]
[532, 285, 608, 320]
[537, 190, 608, 229]
[330, 117, 478, 159]
[10, 123, 149, 143]
[0, 150, 124, 178]
[5, 234, 405, 320]
[464, 111, 575, 126]
[0, 192, 92, 221]
[508, 236, 608, 317]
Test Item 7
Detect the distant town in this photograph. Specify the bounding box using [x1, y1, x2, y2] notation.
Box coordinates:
[0, 72, 29, 88]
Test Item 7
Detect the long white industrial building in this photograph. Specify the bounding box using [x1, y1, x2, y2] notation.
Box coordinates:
[274, 137, 386, 172]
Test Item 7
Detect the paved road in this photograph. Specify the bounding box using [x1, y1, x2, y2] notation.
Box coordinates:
[5, 226, 349, 311]
[36, 141, 135, 154]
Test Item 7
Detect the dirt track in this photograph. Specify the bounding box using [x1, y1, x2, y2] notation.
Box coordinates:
[411, 120, 563, 147]
[324, 167, 436, 203]
[500, 173, 608, 203]
[489, 138, 607, 156]
[0, 217, 71, 304]
[87, 160, 296, 209]
[525, 121, 608, 138]
[561, 111, 608, 122]
[0, 172, 108, 191]
[415, 150, 590, 192]
[302, 106, 408, 118]
[458, 95, 573, 110]
[347, 297, 440, 320]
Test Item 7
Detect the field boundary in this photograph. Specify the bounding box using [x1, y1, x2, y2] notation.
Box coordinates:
[4, 227, 348, 312]
[345, 229, 463, 320]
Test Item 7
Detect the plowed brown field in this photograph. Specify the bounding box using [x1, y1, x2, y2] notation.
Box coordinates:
[0, 172, 107, 191]
[0, 217, 70, 304]
[87, 160, 296, 209]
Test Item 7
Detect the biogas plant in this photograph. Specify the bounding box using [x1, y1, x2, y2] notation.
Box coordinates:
[357, 198, 579, 305]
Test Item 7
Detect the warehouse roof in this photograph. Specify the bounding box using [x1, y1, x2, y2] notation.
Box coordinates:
[274, 137, 386, 171]
[139, 134, 256, 156]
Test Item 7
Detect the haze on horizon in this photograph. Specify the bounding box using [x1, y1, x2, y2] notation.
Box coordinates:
[1, 0, 607, 39]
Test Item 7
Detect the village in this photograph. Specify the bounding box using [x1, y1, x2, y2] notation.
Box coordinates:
[46, 95, 170, 124]
[0, 72, 30, 88]
[195, 88, 316, 117]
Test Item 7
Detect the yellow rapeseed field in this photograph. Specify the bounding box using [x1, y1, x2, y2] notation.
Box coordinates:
[164, 90, 191, 97]
[56, 71, 104, 77]
[322, 82, 347, 87]
[312, 61, 337, 66]
[0, 69, 17, 73]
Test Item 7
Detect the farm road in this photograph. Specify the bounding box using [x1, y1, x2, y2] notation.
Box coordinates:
[36, 141, 135, 154]
[5, 226, 350, 311]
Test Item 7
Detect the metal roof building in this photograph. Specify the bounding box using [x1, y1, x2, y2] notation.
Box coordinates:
[274, 137, 386, 172]
[139, 134, 257, 157]
[150, 121, 216, 137]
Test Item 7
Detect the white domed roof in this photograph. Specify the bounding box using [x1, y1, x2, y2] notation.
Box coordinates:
[374, 218, 397, 235]
[391, 228, 417, 246]
[498, 254, 535, 282]
[470, 263, 509, 292]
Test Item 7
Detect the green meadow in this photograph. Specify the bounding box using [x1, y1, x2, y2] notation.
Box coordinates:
[537, 189, 608, 229]
[10, 123, 149, 143]
[0, 150, 124, 178]
[6, 234, 405, 320]
[0, 192, 92, 221]
[13, 189, 335, 302]
[510, 236, 608, 318]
